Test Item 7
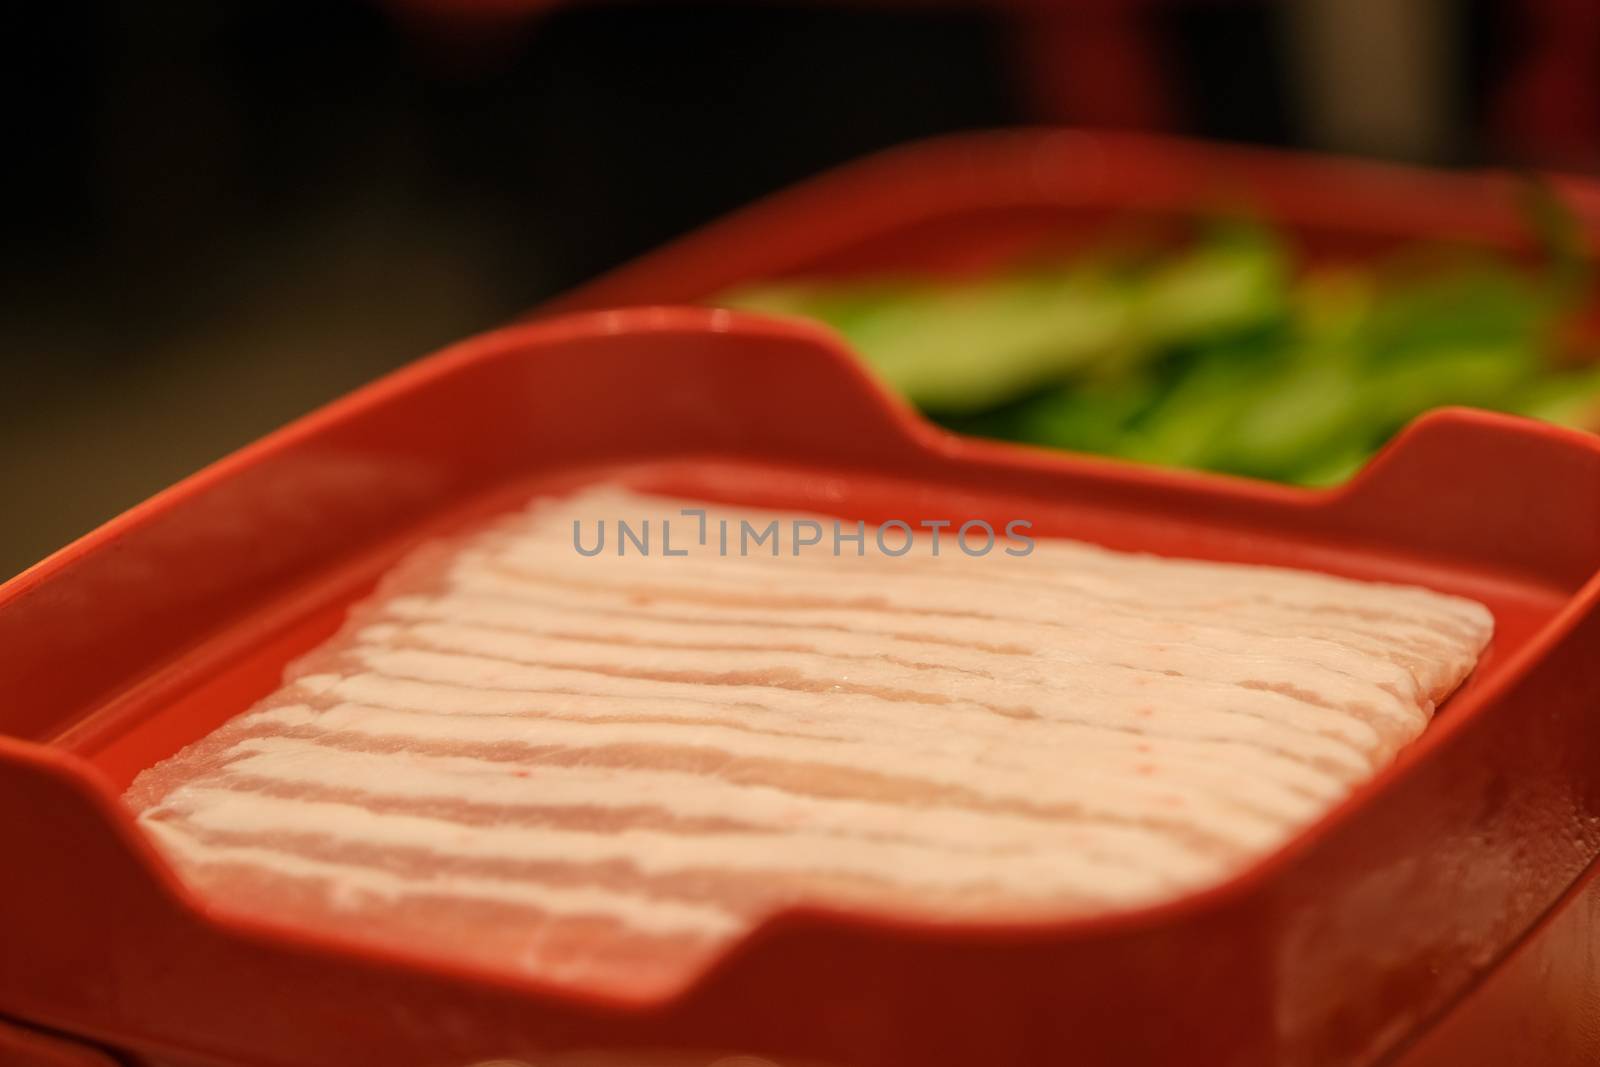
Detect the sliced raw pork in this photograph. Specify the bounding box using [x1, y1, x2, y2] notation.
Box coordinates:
[125, 487, 1493, 994]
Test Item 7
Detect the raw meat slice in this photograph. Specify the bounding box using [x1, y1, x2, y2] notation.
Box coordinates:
[125, 486, 1493, 995]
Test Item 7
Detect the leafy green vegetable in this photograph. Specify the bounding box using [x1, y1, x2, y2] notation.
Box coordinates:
[724, 267, 1138, 413]
[718, 195, 1593, 485]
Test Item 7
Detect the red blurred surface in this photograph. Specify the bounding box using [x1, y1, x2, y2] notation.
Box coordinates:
[0, 1017, 120, 1067]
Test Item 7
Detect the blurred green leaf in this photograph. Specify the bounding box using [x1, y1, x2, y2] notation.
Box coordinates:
[717, 196, 1592, 486]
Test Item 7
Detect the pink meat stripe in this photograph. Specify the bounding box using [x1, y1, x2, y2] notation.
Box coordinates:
[125, 486, 1493, 993]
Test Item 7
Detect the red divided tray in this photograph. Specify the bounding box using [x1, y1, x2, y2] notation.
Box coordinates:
[3, 133, 1600, 1067]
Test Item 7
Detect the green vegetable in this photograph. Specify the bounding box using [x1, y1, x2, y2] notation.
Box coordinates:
[724, 267, 1138, 413]
[717, 192, 1593, 485]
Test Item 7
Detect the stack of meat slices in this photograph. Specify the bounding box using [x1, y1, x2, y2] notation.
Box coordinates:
[126, 486, 1493, 993]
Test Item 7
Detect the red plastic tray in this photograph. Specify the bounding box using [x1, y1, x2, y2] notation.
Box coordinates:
[2, 308, 1600, 1067]
[4, 132, 1600, 1066]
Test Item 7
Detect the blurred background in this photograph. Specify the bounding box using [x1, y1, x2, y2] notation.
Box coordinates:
[4, 0, 1598, 579]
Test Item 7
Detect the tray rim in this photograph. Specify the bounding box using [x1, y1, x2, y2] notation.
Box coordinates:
[548, 126, 1600, 320]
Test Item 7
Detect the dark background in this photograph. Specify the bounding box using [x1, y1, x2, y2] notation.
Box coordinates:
[0, 0, 1580, 577]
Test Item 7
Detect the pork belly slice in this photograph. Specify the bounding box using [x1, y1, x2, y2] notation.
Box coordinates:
[125, 486, 1493, 994]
